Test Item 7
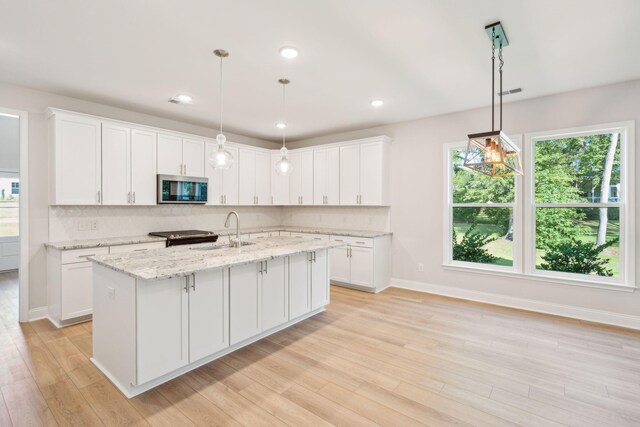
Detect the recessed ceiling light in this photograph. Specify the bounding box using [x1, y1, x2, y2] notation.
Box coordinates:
[276, 122, 287, 129]
[370, 99, 384, 107]
[169, 94, 192, 104]
[279, 46, 299, 59]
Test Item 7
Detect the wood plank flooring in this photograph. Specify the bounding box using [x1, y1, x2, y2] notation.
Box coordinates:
[1, 270, 640, 426]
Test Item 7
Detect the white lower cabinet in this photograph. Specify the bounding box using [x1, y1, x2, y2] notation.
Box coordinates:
[137, 276, 189, 385]
[328, 234, 391, 292]
[60, 262, 95, 320]
[329, 246, 350, 283]
[189, 270, 229, 362]
[311, 249, 330, 310]
[289, 253, 311, 319]
[229, 262, 262, 345]
[261, 257, 288, 331]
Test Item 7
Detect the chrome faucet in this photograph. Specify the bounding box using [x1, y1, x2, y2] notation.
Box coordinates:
[224, 211, 241, 248]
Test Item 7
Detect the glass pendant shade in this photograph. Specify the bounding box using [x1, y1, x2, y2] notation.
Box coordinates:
[209, 138, 234, 170]
[464, 130, 523, 177]
[275, 146, 293, 176]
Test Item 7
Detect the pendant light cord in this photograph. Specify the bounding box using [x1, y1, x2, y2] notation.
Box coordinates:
[219, 55, 224, 135]
[282, 82, 286, 149]
[499, 43, 503, 131]
[491, 27, 495, 132]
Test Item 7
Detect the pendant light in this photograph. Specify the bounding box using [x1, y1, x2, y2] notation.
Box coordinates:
[275, 78, 293, 176]
[209, 49, 234, 170]
[464, 22, 523, 177]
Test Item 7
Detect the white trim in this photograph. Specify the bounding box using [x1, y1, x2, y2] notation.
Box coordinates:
[391, 278, 640, 330]
[0, 106, 29, 323]
[28, 306, 48, 321]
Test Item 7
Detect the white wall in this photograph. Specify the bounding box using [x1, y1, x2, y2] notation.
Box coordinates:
[0, 115, 19, 172]
[289, 79, 640, 321]
[0, 83, 279, 311]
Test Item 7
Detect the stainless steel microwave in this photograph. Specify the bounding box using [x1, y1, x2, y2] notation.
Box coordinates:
[157, 174, 208, 204]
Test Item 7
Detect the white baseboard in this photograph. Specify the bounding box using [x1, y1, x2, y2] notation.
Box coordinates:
[391, 278, 640, 330]
[28, 306, 48, 321]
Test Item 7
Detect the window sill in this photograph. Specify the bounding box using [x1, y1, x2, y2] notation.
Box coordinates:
[441, 263, 636, 293]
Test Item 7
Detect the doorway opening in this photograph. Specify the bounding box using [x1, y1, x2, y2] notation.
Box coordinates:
[0, 109, 28, 323]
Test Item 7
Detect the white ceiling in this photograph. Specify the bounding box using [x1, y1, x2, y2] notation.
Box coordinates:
[1, 0, 639, 141]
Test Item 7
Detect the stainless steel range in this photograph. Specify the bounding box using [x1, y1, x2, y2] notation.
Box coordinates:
[148, 230, 219, 247]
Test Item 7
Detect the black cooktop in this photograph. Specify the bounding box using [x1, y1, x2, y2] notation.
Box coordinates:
[149, 230, 218, 247]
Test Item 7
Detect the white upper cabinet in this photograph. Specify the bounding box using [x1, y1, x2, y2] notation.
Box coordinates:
[157, 133, 204, 177]
[340, 138, 390, 206]
[289, 150, 313, 205]
[49, 112, 102, 205]
[130, 129, 157, 205]
[156, 133, 182, 176]
[101, 122, 131, 205]
[239, 148, 271, 205]
[205, 143, 238, 205]
[182, 138, 205, 177]
[314, 147, 340, 205]
[271, 153, 290, 205]
[102, 123, 157, 206]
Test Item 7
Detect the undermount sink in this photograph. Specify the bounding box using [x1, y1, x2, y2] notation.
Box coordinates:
[190, 242, 255, 251]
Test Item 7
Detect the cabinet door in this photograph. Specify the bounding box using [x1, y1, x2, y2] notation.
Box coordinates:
[311, 249, 329, 310]
[340, 145, 360, 205]
[182, 138, 205, 177]
[289, 253, 311, 319]
[271, 152, 290, 205]
[289, 152, 302, 204]
[157, 133, 183, 175]
[261, 258, 288, 330]
[229, 262, 261, 345]
[137, 277, 188, 384]
[190, 270, 229, 362]
[359, 141, 384, 205]
[53, 114, 102, 205]
[238, 149, 256, 205]
[60, 262, 93, 320]
[313, 149, 327, 205]
[329, 247, 350, 283]
[205, 142, 223, 205]
[255, 151, 271, 205]
[222, 146, 239, 205]
[326, 147, 340, 205]
[300, 151, 314, 205]
[349, 246, 374, 288]
[101, 123, 131, 205]
[130, 129, 157, 205]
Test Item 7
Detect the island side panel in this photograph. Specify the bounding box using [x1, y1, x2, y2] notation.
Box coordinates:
[92, 263, 137, 390]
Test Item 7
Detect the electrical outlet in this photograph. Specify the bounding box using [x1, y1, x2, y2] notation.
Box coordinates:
[418, 263, 424, 272]
[77, 219, 92, 231]
[91, 220, 98, 230]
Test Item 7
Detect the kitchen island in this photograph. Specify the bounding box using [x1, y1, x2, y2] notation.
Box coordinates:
[89, 236, 343, 398]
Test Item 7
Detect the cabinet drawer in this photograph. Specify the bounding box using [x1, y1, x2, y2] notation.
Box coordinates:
[109, 242, 166, 254]
[330, 235, 373, 248]
[61, 247, 109, 264]
[289, 232, 329, 240]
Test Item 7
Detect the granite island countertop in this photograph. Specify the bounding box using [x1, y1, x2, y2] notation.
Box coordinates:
[88, 236, 345, 281]
[46, 226, 391, 250]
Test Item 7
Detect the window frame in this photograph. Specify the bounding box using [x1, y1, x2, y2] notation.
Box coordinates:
[524, 122, 635, 288]
[443, 137, 523, 273]
[443, 121, 635, 291]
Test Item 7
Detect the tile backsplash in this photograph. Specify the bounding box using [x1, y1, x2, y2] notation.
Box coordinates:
[48, 205, 283, 242]
[48, 205, 390, 242]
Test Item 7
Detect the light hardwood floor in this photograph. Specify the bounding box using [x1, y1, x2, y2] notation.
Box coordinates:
[1, 271, 640, 426]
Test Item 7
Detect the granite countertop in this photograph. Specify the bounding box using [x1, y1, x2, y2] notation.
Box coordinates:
[45, 235, 167, 250]
[46, 227, 391, 251]
[89, 236, 345, 281]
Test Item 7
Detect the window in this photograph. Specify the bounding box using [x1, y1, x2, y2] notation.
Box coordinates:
[446, 141, 520, 270]
[11, 182, 19, 195]
[444, 122, 635, 289]
[529, 124, 633, 286]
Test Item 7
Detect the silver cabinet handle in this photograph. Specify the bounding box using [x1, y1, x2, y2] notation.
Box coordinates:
[264, 260, 268, 274]
[97, 190, 101, 204]
[223, 195, 226, 204]
[258, 262, 263, 274]
[184, 164, 187, 175]
[220, 195, 223, 204]
[127, 192, 131, 204]
[191, 273, 196, 291]
[184, 276, 189, 293]
[312, 251, 316, 262]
